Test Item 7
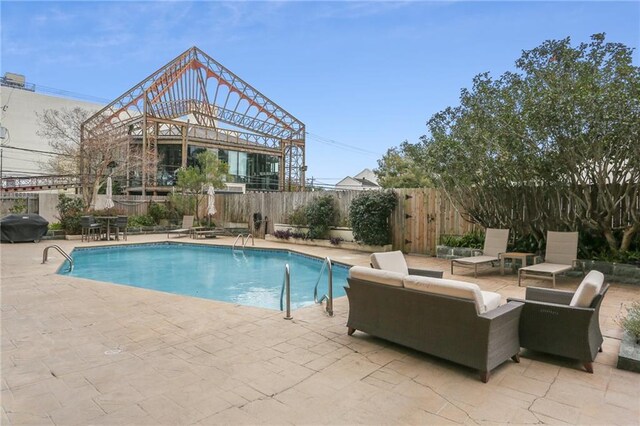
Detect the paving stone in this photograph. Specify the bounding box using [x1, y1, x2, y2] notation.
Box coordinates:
[530, 398, 581, 424]
[2, 235, 639, 425]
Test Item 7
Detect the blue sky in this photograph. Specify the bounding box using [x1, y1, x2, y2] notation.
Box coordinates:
[2, 1, 639, 186]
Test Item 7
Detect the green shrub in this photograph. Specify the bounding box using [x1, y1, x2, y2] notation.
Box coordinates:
[619, 301, 640, 343]
[288, 206, 308, 226]
[305, 195, 337, 239]
[56, 194, 84, 234]
[90, 207, 124, 217]
[439, 230, 485, 249]
[167, 193, 194, 222]
[592, 250, 640, 265]
[349, 190, 397, 246]
[48, 222, 63, 231]
[9, 199, 27, 214]
[127, 214, 155, 227]
[148, 202, 169, 224]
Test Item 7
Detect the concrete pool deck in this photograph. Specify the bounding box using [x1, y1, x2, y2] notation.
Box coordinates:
[1, 234, 639, 425]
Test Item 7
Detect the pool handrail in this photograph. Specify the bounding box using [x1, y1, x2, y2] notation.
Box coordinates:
[243, 234, 254, 249]
[280, 263, 292, 320]
[42, 245, 73, 272]
[313, 257, 333, 316]
[232, 234, 243, 250]
[232, 233, 255, 251]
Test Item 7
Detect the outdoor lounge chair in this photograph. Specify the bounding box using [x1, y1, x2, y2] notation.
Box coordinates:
[371, 251, 443, 278]
[518, 231, 579, 287]
[508, 270, 608, 373]
[450, 228, 509, 277]
[167, 215, 195, 238]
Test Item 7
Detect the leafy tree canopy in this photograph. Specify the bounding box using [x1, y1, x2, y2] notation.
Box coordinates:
[174, 150, 229, 223]
[375, 140, 432, 188]
[417, 33, 639, 252]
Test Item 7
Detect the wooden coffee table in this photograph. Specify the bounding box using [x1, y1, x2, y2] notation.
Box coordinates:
[500, 252, 535, 275]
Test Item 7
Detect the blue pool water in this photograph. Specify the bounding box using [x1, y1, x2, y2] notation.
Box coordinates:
[59, 243, 348, 310]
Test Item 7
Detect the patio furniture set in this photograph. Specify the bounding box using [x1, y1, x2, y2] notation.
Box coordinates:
[345, 248, 607, 383]
[80, 215, 128, 242]
[450, 228, 580, 287]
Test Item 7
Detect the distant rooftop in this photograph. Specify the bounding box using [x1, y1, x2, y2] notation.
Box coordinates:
[1, 72, 35, 92]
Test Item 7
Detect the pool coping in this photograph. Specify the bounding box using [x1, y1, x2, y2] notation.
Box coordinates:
[57, 240, 353, 312]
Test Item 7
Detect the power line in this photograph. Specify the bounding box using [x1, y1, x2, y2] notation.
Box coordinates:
[32, 83, 110, 104]
[305, 132, 383, 157]
[3, 145, 67, 157]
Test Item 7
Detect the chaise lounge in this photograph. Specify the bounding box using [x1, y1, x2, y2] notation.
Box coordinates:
[518, 231, 579, 287]
[345, 266, 523, 382]
[167, 215, 195, 238]
[450, 228, 509, 277]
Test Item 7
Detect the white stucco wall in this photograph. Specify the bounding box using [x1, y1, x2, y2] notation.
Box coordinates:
[0, 87, 103, 178]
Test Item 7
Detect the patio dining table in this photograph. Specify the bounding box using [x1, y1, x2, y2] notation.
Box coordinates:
[95, 216, 117, 240]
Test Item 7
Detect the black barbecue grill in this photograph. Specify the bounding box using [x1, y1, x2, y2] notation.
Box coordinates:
[0, 214, 49, 243]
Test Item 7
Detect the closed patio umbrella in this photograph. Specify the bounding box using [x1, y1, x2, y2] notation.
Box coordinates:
[105, 176, 115, 209]
[207, 185, 216, 216]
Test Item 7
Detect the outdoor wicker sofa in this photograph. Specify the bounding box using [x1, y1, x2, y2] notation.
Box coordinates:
[508, 270, 609, 373]
[345, 266, 523, 382]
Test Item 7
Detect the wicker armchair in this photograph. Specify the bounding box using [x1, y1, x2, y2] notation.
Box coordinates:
[507, 271, 609, 373]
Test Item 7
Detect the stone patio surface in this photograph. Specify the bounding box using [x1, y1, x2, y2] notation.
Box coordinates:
[1, 235, 639, 425]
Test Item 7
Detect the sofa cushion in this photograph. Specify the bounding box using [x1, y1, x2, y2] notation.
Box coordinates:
[348, 266, 405, 287]
[370, 251, 409, 275]
[403, 275, 488, 314]
[570, 270, 605, 308]
[481, 291, 502, 313]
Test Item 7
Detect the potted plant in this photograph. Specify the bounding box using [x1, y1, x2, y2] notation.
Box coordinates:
[617, 301, 640, 372]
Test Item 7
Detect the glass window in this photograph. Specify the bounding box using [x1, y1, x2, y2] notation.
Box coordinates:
[238, 152, 247, 177]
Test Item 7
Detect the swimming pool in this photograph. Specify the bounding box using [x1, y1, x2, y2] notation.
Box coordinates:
[59, 243, 348, 310]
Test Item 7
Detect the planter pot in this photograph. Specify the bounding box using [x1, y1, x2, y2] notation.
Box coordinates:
[224, 222, 249, 229]
[329, 227, 354, 243]
[617, 331, 640, 373]
[273, 224, 309, 234]
[65, 234, 83, 240]
[436, 245, 477, 260]
[578, 260, 640, 285]
[265, 234, 391, 253]
[273, 224, 355, 243]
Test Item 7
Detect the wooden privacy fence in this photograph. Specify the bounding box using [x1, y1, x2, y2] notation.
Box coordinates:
[30, 189, 478, 255]
[213, 189, 478, 255]
[389, 189, 478, 255]
[110, 195, 160, 216]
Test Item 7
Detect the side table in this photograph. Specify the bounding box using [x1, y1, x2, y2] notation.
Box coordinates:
[500, 252, 535, 275]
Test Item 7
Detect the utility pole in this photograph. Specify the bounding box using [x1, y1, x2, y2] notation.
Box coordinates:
[0, 126, 9, 193]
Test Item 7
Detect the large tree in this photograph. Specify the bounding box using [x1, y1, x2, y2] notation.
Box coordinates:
[173, 150, 229, 223]
[417, 33, 639, 252]
[37, 107, 138, 209]
[375, 140, 432, 188]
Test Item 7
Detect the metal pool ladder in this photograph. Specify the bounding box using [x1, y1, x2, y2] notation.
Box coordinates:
[280, 264, 292, 320]
[42, 245, 73, 272]
[313, 257, 334, 316]
[232, 234, 254, 251]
